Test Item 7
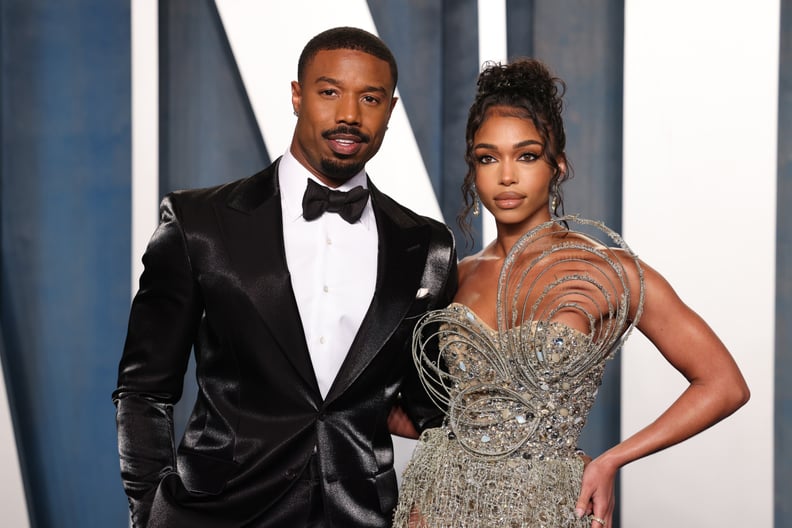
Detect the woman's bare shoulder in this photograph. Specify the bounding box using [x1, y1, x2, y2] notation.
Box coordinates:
[457, 254, 477, 284]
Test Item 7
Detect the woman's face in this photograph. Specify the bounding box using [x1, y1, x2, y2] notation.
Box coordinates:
[473, 108, 561, 230]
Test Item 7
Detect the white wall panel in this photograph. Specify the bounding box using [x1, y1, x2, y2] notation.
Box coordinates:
[477, 0, 507, 247]
[622, 1, 777, 525]
[0, 352, 29, 527]
[132, 0, 160, 292]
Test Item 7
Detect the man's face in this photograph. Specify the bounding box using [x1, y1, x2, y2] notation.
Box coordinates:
[290, 49, 398, 187]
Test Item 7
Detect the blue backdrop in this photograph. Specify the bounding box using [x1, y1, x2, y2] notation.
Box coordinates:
[0, 1, 131, 526]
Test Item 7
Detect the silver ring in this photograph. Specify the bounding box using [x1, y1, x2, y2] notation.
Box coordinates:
[591, 516, 606, 527]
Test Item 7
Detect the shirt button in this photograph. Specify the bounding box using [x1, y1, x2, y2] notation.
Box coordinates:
[319, 336, 326, 344]
[326, 237, 332, 245]
[323, 285, 329, 293]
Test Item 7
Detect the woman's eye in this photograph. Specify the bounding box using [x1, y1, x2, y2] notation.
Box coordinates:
[520, 152, 539, 161]
[478, 155, 496, 164]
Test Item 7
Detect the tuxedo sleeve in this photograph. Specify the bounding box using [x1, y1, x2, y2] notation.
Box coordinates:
[399, 223, 458, 432]
[112, 194, 202, 528]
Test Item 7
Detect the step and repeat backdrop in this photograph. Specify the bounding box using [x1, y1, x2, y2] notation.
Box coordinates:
[0, 1, 786, 526]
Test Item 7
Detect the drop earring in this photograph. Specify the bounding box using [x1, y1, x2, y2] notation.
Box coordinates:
[549, 180, 560, 215]
[472, 188, 481, 217]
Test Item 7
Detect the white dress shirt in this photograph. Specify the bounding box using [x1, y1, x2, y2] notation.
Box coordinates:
[279, 150, 378, 399]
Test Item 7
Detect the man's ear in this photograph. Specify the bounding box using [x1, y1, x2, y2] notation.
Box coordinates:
[291, 81, 302, 115]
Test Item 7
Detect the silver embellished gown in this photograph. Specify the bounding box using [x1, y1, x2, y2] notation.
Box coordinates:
[393, 218, 645, 528]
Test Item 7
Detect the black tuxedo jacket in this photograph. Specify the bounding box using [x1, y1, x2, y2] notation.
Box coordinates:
[113, 160, 457, 527]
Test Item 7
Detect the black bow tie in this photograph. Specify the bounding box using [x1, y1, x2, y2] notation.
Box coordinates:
[301, 178, 370, 224]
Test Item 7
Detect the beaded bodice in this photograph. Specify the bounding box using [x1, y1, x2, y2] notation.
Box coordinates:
[412, 217, 645, 461]
[433, 304, 604, 460]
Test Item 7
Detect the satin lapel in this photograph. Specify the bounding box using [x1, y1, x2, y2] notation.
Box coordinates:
[216, 162, 319, 394]
[324, 184, 429, 405]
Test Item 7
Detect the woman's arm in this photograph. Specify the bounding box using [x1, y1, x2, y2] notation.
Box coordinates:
[576, 260, 750, 526]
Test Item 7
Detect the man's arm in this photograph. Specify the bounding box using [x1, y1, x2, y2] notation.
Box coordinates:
[112, 195, 202, 527]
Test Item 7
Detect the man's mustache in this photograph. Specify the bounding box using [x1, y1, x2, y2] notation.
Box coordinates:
[322, 126, 370, 143]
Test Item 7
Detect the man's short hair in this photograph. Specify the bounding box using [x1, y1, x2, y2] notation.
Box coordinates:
[297, 26, 398, 91]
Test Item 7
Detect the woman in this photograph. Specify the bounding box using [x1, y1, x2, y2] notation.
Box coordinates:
[392, 59, 749, 527]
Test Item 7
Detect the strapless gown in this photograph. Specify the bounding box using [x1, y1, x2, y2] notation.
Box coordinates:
[393, 217, 645, 528]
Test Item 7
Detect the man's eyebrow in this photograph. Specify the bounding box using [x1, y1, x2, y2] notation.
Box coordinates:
[315, 75, 341, 86]
[315, 76, 388, 94]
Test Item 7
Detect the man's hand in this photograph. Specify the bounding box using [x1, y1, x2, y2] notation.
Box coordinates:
[387, 405, 420, 439]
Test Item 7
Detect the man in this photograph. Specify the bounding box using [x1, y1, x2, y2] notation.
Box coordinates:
[113, 27, 457, 527]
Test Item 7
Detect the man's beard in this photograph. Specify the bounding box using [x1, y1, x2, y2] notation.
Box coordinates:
[320, 158, 366, 183]
[318, 125, 370, 183]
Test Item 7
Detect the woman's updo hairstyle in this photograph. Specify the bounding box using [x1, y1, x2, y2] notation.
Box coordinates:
[459, 58, 572, 245]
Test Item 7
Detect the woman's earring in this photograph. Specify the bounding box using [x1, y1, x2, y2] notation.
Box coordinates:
[293, 110, 299, 117]
[550, 193, 558, 214]
[472, 188, 481, 216]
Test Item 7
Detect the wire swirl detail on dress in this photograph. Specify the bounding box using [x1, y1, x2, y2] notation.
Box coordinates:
[412, 216, 645, 458]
